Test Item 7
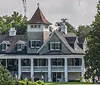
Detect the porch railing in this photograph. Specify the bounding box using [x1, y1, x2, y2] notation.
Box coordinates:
[21, 66, 31, 72]
[51, 66, 64, 72]
[34, 66, 48, 72]
[68, 66, 82, 72]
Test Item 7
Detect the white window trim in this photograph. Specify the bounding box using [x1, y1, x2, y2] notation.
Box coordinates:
[50, 42, 61, 50]
[31, 40, 41, 48]
[31, 40, 35, 48]
[36, 40, 41, 48]
[50, 42, 55, 50]
[55, 42, 60, 50]
[17, 44, 22, 51]
[1, 43, 7, 51]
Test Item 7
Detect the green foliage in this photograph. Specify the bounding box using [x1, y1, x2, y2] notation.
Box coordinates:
[66, 22, 76, 34]
[85, 1, 100, 79]
[0, 11, 27, 35]
[18, 80, 38, 85]
[77, 25, 92, 37]
[0, 63, 15, 85]
[36, 80, 44, 85]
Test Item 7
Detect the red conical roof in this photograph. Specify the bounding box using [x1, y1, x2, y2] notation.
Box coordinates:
[28, 7, 51, 25]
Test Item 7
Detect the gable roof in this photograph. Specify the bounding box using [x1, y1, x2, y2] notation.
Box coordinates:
[37, 31, 85, 54]
[28, 7, 51, 25]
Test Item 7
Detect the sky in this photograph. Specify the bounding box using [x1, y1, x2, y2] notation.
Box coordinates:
[0, 0, 98, 28]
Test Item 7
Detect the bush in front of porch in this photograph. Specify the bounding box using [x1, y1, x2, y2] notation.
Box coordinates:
[15, 80, 44, 85]
[0, 63, 15, 85]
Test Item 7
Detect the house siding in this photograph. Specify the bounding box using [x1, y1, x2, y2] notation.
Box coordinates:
[39, 34, 71, 55]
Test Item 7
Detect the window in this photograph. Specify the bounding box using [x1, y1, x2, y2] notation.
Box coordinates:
[1, 44, 7, 51]
[55, 42, 61, 50]
[31, 41, 35, 48]
[36, 41, 41, 48]
[31, 25, 33, 28]
[50, 42, 61, 50]
[31, 40, 41, 48]
[50, 42, 55, 50]
[38, 25, 41, 28]
[34, 25, 37, 28]
[17, 44, 22, 51]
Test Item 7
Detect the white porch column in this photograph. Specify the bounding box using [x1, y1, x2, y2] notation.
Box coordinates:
[48, 58, 51, 82]
[18, 58, 21, 79]
[31, 58, 34, 78]
[81, 57, 85, 82]
[65, 58, 68, 82]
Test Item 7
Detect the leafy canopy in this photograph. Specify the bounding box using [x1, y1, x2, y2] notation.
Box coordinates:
[85, 1, 100, 79]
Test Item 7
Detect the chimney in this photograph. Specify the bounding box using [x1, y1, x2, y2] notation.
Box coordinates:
[60, 22, 67, 34]
[9, 28, 16, 36]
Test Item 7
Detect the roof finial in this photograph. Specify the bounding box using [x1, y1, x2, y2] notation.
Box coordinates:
[37, 3, 39, 7]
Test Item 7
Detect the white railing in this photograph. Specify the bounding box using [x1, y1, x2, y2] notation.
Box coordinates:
[21, 66, 82, 72]
[68, 66, 82, 72]
[21, 66, 31, 72]
[51, 66, 64, 72]
[34, 66, 48, 72]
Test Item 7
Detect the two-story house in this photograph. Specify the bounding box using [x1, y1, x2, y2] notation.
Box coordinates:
[0, 6, 86, 82]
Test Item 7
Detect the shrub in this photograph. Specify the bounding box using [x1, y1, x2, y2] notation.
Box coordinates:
[36, 80, 44, 85]
[19, 80, 26, 85]
[34, 78, 39, 82]
[33, 82, 38, 85]
[28, 81, 34, 85]
[0, 64, 15, 85]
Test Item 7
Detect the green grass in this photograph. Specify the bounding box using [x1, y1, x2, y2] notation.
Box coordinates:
[44, 82, 95, 85]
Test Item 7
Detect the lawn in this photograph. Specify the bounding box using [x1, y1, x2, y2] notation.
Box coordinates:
[44, 82, 96, 85]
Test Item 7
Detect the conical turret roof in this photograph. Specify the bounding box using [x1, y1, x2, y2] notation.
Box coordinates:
[28, 7, 51, 25]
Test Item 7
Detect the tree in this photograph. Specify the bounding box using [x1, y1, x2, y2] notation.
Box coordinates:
[66, 22, 76, 34]
[0, 63, 15, 85]
[77, 25, 92, 37]
[11, 11, 27, 35]
[0, 11, 27, 35]
[85, 1, 100, 80]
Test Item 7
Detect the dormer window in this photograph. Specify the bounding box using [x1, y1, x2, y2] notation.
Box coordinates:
[1, 41, 10, 51]
[31, 40, 41, 48]
[49, 42, 61, 50]
[16, 40, 26, 51]
[17, 44, 22, 51]
[1, 44, 7, 51]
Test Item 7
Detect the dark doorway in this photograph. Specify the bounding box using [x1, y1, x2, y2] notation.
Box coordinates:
[52, 72, 56, 82]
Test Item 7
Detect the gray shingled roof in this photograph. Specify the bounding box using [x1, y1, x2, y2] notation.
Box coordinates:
[0, 35, 27, 53]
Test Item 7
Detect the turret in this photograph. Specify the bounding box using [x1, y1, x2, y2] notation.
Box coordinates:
[27, 4, 51, 53]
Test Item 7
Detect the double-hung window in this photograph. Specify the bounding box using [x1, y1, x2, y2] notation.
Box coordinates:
[17, 44, 22, 51]
[31, 40, 41, 48]
[1, 44, 7, 51]
[50, 42, 61, 50]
